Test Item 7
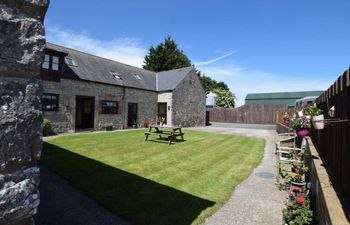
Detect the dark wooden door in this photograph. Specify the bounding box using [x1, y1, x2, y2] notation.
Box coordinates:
[158, 103, 167, 124]
[127, 103, 138, 127]
[76, 97, 95, 129]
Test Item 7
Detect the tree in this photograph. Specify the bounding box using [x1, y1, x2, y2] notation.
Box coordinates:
[199, 75, 230, 95]
[214, 88, 236, 108]
[216, 81, 229, 91]
[143, 36, 191, 72]
[198, 75, 217, 94]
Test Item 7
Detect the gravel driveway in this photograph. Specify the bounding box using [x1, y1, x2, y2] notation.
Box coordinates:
[188, 122, 285, 225]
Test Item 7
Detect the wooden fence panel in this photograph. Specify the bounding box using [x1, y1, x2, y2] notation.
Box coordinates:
[310, 68, 350, 201]
[208, 104, 288, 124]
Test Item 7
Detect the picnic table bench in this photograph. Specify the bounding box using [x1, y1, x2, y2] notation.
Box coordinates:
[144, 125, 185, 145]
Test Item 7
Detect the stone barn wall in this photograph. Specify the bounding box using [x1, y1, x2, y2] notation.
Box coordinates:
[43, 79, 125, 132]
[124, 87, 158, 127]
[172, 70, 206, 127]
[43, 79, 158, 132]
[0, 1, 49, 224]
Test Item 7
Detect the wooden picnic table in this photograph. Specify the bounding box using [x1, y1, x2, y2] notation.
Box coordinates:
[144, 125, 185, 145]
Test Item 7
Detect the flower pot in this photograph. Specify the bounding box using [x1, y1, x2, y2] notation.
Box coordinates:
[105, 127, 113, 131]
[291, 181, 306, 188]
[312, 114, 324, 130]
[296, 128, 309, 137]
[282, 120, 290, 126]
[297, 110, 304, 117]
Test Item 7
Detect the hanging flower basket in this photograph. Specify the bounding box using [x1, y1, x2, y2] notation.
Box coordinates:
[296, 127, 309, 137]
[312, 114, 324, 130]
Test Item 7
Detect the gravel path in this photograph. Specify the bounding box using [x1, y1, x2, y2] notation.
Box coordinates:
[35, 165, 130, 225]
[189, 122, 285, 225]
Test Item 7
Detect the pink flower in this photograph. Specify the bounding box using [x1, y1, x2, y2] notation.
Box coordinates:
[291, 186, 302, 192]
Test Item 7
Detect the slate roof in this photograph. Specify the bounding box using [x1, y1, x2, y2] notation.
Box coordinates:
[245, 91, 324, 107]
[45, 42, 193, 92]
[157, 67, 193, 91]
[246, 91, 324, 100]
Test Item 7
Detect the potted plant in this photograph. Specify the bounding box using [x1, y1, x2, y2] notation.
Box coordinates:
[307, 104, 324, 130]
[282, 112, 291, 126]
[282, 197, 313, 225]
[157, 116, 166, 126]
[286, 161, 308, 188]
[103, 123, 113, 131]
[143, 119, 150, 128]
[304, 108, 311, 120]
[286, 173, 306, 187]
[290, 117, 311, 137]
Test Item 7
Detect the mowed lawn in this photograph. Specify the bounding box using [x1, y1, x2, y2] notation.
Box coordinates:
[41, 129, 265, 225]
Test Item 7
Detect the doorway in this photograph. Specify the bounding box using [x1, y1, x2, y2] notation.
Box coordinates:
[76, 96, 95, 129]
[158, 103, 167, 124]
[127, 103, 138, 127]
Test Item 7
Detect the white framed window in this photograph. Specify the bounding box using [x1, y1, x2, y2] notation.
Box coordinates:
[42, 54, 60, 71]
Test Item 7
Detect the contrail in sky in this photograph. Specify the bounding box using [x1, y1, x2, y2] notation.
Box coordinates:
[195, 50, 237, 66]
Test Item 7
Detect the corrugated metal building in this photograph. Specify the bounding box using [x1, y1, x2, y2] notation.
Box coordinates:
[245, 91, 324, 107]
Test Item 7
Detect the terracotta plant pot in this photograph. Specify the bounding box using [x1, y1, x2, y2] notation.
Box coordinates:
[312, 114, 324, 130]
[296, 128, 309, 137]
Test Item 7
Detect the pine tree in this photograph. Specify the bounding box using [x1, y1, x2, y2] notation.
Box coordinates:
[143, 36, 191, 72]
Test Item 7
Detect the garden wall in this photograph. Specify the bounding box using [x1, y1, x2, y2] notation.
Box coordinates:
[304, 137, 350, 225]
[208, 104, 288, 124]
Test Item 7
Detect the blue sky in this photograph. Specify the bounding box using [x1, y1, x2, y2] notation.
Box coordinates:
[45, 0, 350, 105]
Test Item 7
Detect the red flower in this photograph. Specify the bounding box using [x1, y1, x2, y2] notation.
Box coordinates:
[297, 197, 305, 204]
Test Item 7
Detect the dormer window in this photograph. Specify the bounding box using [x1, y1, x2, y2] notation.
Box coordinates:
[110, 72, 122, 80]
[42, 54, 59, 71]
[65, 57, 77, 66]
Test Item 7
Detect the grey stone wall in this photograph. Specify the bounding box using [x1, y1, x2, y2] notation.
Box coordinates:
[43, 79, 158, 131]
[125, 88, 157, 127]
[172, 70, 206, 127]
[0, 1, 49, 225]
[43, 79, 125, 132]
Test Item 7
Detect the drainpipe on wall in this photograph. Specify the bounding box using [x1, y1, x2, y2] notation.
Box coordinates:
[123, 87, 126, 128]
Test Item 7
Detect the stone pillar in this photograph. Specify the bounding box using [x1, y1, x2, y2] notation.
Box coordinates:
[0, 1, 49, 225]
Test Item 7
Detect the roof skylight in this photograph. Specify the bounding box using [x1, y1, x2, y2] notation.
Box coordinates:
[133, 74, 142, 80]
[65, 57, 77, 66]
[110, 72, 122, 80]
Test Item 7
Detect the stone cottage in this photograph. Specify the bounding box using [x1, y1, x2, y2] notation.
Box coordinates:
[41, 43, 206, 133]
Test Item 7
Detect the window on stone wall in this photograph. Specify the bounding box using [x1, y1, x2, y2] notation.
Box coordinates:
[42, 54, 59, 71]
[42, 93, 59, 111]
[102, 100, 118, 114]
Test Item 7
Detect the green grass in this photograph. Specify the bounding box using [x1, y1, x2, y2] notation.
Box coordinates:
[41, 129, 265, 225]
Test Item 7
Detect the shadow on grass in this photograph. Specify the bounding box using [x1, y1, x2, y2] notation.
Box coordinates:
[41, 142, 215, 225]
[147, 137, 187, 145]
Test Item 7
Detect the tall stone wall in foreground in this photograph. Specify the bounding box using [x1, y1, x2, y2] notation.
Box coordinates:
[0, 1, 49, 225]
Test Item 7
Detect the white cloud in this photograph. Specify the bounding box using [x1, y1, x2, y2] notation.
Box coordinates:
[198, 63, 333, 107]
[194, 50, 237, 66]
[45, 25, 146, 67]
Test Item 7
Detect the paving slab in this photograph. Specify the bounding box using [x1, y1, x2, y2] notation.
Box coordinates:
[188, 122, 285, 225]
